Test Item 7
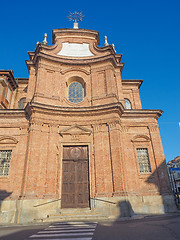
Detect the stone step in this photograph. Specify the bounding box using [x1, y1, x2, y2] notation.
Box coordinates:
[34, 211, 110, 223]
[43, 214, 109, 223]
[54, 210, 98, 217]
[57, 208, 92, 215]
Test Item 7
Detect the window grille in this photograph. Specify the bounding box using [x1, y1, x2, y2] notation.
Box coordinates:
[68, 82, 84, 103]
[136, 148, 151, 173]
[0, 150, 12, 176]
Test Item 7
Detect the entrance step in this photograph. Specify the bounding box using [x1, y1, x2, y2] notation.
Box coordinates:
[57, 208, 92, 216]
[34, 209, 110, 223]
[43, 214, 109, 223]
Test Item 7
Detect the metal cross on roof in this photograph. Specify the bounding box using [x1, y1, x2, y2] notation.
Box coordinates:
[68, 11, 84, 23]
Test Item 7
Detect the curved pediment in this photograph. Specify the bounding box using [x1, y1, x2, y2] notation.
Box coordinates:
[131, 135, 150, 142]
[0, 136, 18, 144]
[26, 28, 124, 71]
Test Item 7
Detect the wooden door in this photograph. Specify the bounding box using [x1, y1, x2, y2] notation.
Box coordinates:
[61, 146, 90, 208]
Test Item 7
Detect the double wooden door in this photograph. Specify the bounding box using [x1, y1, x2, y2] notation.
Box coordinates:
[61, 146, 90, 208]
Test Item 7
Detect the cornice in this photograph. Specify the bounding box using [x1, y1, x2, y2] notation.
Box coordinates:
[122, 79, 143, 89]
[93, 44, 122, 62]
[123, 109, 163, 119]
[25, 102, 163, 120]
[0, 109, 28, 119]
[0, 70, 18, 90]
[52, 28, 100, 45]
[29, 52, 124, 71]
[26, 102, 124, 117]
[15, 78, 29, 84]
[26, 39, 124, 71]
[60, 67, 91, 75]
[28, 52, 35, 61]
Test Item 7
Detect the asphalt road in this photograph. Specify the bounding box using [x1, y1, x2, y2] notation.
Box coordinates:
[94, 214, 180, 240]
[0, 213, 180, 240]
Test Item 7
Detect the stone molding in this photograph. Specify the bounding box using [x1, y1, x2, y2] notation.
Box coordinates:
[26, 51, 124, 70]
[60, 67, 91, 75]
[120, 126, 129, 132]
[148, 125, 159, 132]
[92, 123, 108, 132]
[122, 79, 143, 89]
[38, 63, 61, 72]
[25, 102, 163, 121]
[107, 121, 121, 130]
[131, 135, 150, 142]
[0, 136, 18, 144]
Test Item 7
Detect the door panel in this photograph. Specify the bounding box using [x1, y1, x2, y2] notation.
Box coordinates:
[61, 146, 89, 208]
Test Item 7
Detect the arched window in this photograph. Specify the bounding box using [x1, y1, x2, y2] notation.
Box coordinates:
[18, 97, 26, 109]
[68, 81, 84, 103]
[125, 98, 132, 109]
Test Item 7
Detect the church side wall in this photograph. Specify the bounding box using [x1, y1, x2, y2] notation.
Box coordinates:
[0, 117, 29, 223]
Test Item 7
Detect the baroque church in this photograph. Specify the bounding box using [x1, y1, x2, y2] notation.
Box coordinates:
[0, 21, 176, 223]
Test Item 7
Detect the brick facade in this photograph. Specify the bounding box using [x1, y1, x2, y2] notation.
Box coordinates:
[0, 28, 176, 223]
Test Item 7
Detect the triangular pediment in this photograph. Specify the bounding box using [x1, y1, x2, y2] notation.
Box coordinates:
[60, 124, 92, 136]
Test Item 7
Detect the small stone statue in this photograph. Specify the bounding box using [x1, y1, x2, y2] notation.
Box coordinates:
[104, 36, 109, 46]
[43, 33, 47, 45]
[112, 44, 116, 53]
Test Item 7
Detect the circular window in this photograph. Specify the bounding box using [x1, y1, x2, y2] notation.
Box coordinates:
[68, 81, 84, 103]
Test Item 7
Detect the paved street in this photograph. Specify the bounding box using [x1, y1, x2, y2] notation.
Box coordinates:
[27, 222, 97, 240]
[0, 213, 180, 240]
[94, 213, 180, 240]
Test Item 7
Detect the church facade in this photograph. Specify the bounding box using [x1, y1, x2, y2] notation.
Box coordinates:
[0, 26, 176, 223]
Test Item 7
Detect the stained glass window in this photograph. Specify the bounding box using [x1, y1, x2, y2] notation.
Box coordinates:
[136, 148, 151, 173]
[0, 150, 12, 176]
[125, 99, 132, 109]
[68, 82, 84, 103]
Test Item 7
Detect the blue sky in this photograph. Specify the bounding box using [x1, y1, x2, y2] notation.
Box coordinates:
[0, 0, 179, 162]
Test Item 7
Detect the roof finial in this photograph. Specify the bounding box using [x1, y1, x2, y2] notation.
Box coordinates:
[43, 33, 47, 45]
[68, 11, 84, 29]
[112, 43, 116, 53]
[104, 36, 109, 46]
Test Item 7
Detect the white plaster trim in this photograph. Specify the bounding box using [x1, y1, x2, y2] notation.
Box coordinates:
[57, 43, 94, 57]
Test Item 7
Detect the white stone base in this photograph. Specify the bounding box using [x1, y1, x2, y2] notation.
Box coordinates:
[0, 194, 177, 224]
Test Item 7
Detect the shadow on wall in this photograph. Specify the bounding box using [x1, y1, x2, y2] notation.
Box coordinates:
[0, 190, 12, 211]
[116, 159, 177, 219]
[117, 200, 135, 218]
[146, 160, 177, 213]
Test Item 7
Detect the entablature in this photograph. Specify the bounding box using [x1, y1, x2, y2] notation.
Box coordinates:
[25, 101, 163, 121]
